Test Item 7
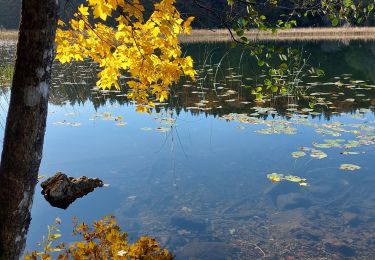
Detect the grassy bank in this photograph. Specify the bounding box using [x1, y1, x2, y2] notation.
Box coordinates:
[0, 30, 18, 41]
[0, 65, 14, 87]
[181, 27, 375, 42]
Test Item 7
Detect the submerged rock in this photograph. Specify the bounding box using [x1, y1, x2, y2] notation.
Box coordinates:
[171, 215, 208, 232]
[177, 241, 239, 259]
[325, 241, 357, 257]
[276, 193, 312, 210]
[41, 172, 103, 209]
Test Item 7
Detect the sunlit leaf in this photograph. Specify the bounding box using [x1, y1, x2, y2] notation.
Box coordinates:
[267, 173, 308, 186]
[291, 151, 306, 158]
[339, 164, 361, 171]
[267, 173, 283, 183]
[284, 175, 307, 183]
[310, 149, 328, 159]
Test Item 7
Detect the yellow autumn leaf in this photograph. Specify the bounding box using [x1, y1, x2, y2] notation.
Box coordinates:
[78, 4, 89, 16]
[267, 173, 283, 183]
[183, 16, 195, 33]
[57, 19, 65, 26]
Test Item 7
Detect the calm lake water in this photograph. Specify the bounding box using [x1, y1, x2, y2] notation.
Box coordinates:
[1, 40, 375, 259]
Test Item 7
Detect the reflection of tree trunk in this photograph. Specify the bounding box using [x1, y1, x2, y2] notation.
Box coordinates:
[0, 0, 58, 258]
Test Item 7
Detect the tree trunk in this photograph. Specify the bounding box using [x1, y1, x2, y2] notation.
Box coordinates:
[0, 0, 58, 258]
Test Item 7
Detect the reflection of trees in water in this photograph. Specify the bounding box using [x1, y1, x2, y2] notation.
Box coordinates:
[344, 43, 375, 84]
[316, 41, 375, 83]
[48, 41, 375, 119]
[2, 41, 375, 118]
[49, 74, 374, 120]
[184, 41, 375, 85]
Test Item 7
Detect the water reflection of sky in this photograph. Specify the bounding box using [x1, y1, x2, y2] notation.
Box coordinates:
[22, 99, 375, 258]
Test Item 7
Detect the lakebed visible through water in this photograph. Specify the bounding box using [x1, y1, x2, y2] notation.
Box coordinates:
[1, 39, 375, 259]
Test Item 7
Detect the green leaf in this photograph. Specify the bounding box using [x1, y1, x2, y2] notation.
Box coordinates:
[52, 233, 62, 239]
[236, 29, 244, 37]
[264, 79, 272, 87]
[229, 42, 236, 49]
[331, 18, 339, 26]
[316, 69, 325, 76]
[240, 36, 248, 43]
[344, 0, 352, 7]
[258, 60, 265, 67]
[271, 85, 278, 92]
[279, 63, 288, 70]
[279, 54, 287, 61]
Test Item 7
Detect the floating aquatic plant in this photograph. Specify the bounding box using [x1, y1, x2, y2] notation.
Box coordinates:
[340, 151, 361, 155]
[53, 121, 82, 127]
[291, 151, 306, 158]
[339, 164, 361, 171]
[267, 173, 284, 183]
[267, 173, 308, 186]
[310, 149, 328, 159]
[140, 127, 153, 131]
[155, 127, 170, 133]
[116, 122, 127, 126]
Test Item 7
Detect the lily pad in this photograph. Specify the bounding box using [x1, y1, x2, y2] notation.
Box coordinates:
[339, 164, 361, 171]
[291, 151, 306, 158]
[267, 173, 308, 186]
[267, 173, 283, 183]
[312, 142, 333, 149]
[116, 122, 127, 126]
[340, 151, 361, 155]
[310, 149, 328, 159]
[284, 175, 307, 183]
[155, 127, 170, 133]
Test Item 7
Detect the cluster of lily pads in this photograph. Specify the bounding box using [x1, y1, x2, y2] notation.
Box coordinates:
[267, 173, 308, 186]
[220, 112, 297, 135]
[90, 112, 127, 126]
[139, 111, 177, 133]
[218, 107, 374, 186]
[53, 112, 128, 127]
[275, 115, 373, 185]
[52, 120, 82, 127]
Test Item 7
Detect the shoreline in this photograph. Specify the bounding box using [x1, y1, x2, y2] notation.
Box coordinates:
[181, 27, 375, 42]
[2, 27, 375, 43]
[0, 30, 18, 41]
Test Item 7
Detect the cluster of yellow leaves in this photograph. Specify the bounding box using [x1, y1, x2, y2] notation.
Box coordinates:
[25, 215, 173, 260]
[56, 0, 196, 112]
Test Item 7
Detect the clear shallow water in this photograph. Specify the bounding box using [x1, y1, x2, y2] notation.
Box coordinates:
[1, 40, 375, 259]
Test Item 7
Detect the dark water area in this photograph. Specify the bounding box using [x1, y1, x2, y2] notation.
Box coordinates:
[1, 40, 375, 259]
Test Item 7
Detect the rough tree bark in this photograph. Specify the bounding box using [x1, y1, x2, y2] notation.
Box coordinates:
[0, 0, 58, 259]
